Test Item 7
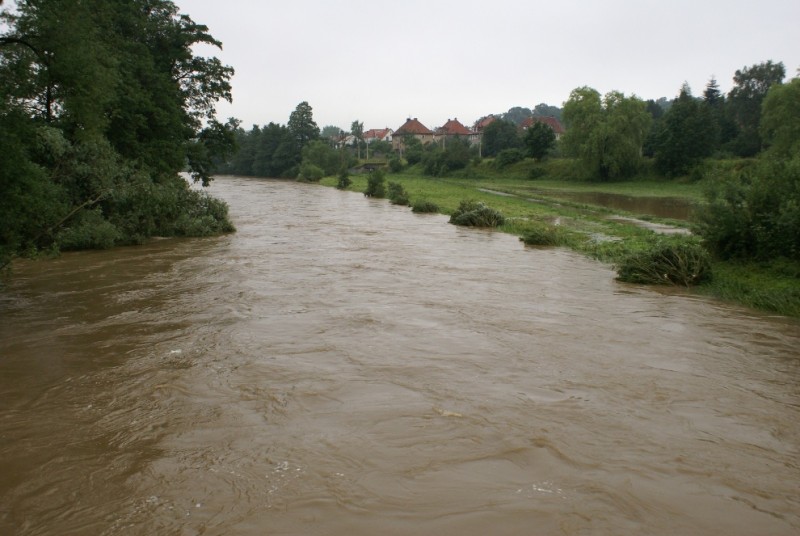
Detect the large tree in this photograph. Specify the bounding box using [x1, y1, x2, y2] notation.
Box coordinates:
[524, 121, 556, 161]
[482, 119, 522, 157]
[654, 84, 716, 176]
[288, 101, 319, 150]
[727, 60, 786, 156]
[0, 0, 236, 263]
[760, 77, 800, 158]
[350, 119, 364, 159]
[562, 87, 651, 180]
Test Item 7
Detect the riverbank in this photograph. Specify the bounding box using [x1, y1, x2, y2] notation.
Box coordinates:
[320, 166, 800, 318]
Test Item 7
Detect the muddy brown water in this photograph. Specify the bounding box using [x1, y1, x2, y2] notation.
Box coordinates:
[1, 176, 798, 535]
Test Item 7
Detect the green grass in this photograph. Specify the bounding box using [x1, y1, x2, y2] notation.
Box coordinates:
[320, 161, 800, 318]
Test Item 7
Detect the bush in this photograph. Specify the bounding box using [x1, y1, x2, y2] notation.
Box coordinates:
[56, 208, 121, 250]
[693, 155, 800, 261]
[364, 169, 386, 198]
[520, 223, 568, 246]
[615, 237, 712, 286]
[449, 199, 505, 227]
[388, 157, 404, 173]
[412, 200, 440, 213]
[387, 181, 410, 205]
[528, 166, 547, 180]
[298, 162, 324, 182]
[494, 148, 526, 169]
[336, 170, 352, 190]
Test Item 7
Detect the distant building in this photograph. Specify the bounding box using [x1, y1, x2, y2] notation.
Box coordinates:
[520, 116, 565, 140]
[392, 117, 435, 152]
[363, 128, 393, 144]
[434, 118, 473, 145]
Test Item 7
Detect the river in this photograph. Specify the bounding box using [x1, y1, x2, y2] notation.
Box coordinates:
[1, 176, 798, 535]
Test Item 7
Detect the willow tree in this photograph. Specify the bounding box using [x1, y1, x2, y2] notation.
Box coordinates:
[562, 87, 651, 180]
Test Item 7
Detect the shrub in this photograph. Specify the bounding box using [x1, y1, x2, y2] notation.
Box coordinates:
[494, 148, 526, 169]
[56, 208, 121, 250]
[364, 169, 386, 198]
[520, 223, 568, 246]
[297, 162, 324, 182]
[693, 155, 800, 261]
[528, 166, 547, 180]
[387, 181, 409, 205]
[412, 200, 440, 213]
[449, 199, 505, 227]
[615, 237, 712, 286]
[336, 170, 352, 190]
[388, 157, 404, 173]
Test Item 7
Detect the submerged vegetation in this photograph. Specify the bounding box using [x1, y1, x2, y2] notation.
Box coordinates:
[449, 200, 505, 228]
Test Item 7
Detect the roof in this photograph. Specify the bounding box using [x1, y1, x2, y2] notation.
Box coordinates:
[474, 115, 497, 131]
[363, 128, 392, 140]
[436, 118, 472, 136]
[521, 116, 565, 134]
[395, 117, 434, 136]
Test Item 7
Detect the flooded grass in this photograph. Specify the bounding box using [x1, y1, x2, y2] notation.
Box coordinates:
[320, 170, 800, 317]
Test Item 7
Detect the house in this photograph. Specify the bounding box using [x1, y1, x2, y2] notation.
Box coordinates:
[392, 117, 435, 152]
[434, 118, 473, 145]
[363, 128, 393, 144]
[520, 116, 565, 140]
[335, 133, 357, 148]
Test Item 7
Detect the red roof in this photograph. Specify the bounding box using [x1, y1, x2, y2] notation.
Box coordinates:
[521, 116, 565, 134]
[437, 118, 472, 136]
[363, 128, 391, 140]
[474, 115, 497, 131]
[395, 117, 434, 136]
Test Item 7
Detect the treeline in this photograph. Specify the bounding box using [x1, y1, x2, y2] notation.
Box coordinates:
[216, 101, 343, 179]
[0, 0, 237, 267]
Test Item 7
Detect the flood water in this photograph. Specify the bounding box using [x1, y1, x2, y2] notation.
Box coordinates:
[1, 176, 798, 535]
[530, 189, 694, 220]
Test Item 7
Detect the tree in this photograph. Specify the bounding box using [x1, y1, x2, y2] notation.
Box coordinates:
[524, 121, 556, 160]
[482, 119, 522, 157]
[727, 60, 786, 156]
[301, 139, 340, 176]
[654, 84, 716, 176]
[760, 77, 800, 157]
[288, 101, 319, 150]
[350, 119, 364, 159]
[0, 0, 236, 264]
[562, 87, 651, 180]
[321, 125, 343, 140]
[533, 103, 563, 122]
[502, 106, 533, 125]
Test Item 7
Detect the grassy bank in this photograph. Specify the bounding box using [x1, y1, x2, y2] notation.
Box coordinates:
[320, 161, 799, 318]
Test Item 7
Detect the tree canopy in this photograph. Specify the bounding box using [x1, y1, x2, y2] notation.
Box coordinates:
[562, 87, 651, 180]
[0, 0, 236, 265]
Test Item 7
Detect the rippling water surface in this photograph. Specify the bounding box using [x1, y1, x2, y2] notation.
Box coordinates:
[1, 176, 798, 535]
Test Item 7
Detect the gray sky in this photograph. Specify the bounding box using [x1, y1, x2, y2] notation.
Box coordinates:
[182, 0, 800, 132]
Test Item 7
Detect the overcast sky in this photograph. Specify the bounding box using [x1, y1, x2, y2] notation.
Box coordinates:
[181, 0, 800, 132]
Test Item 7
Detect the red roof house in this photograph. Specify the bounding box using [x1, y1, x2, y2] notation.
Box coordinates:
[520, 116, 565, 139]
[392, 117, 435, 151]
